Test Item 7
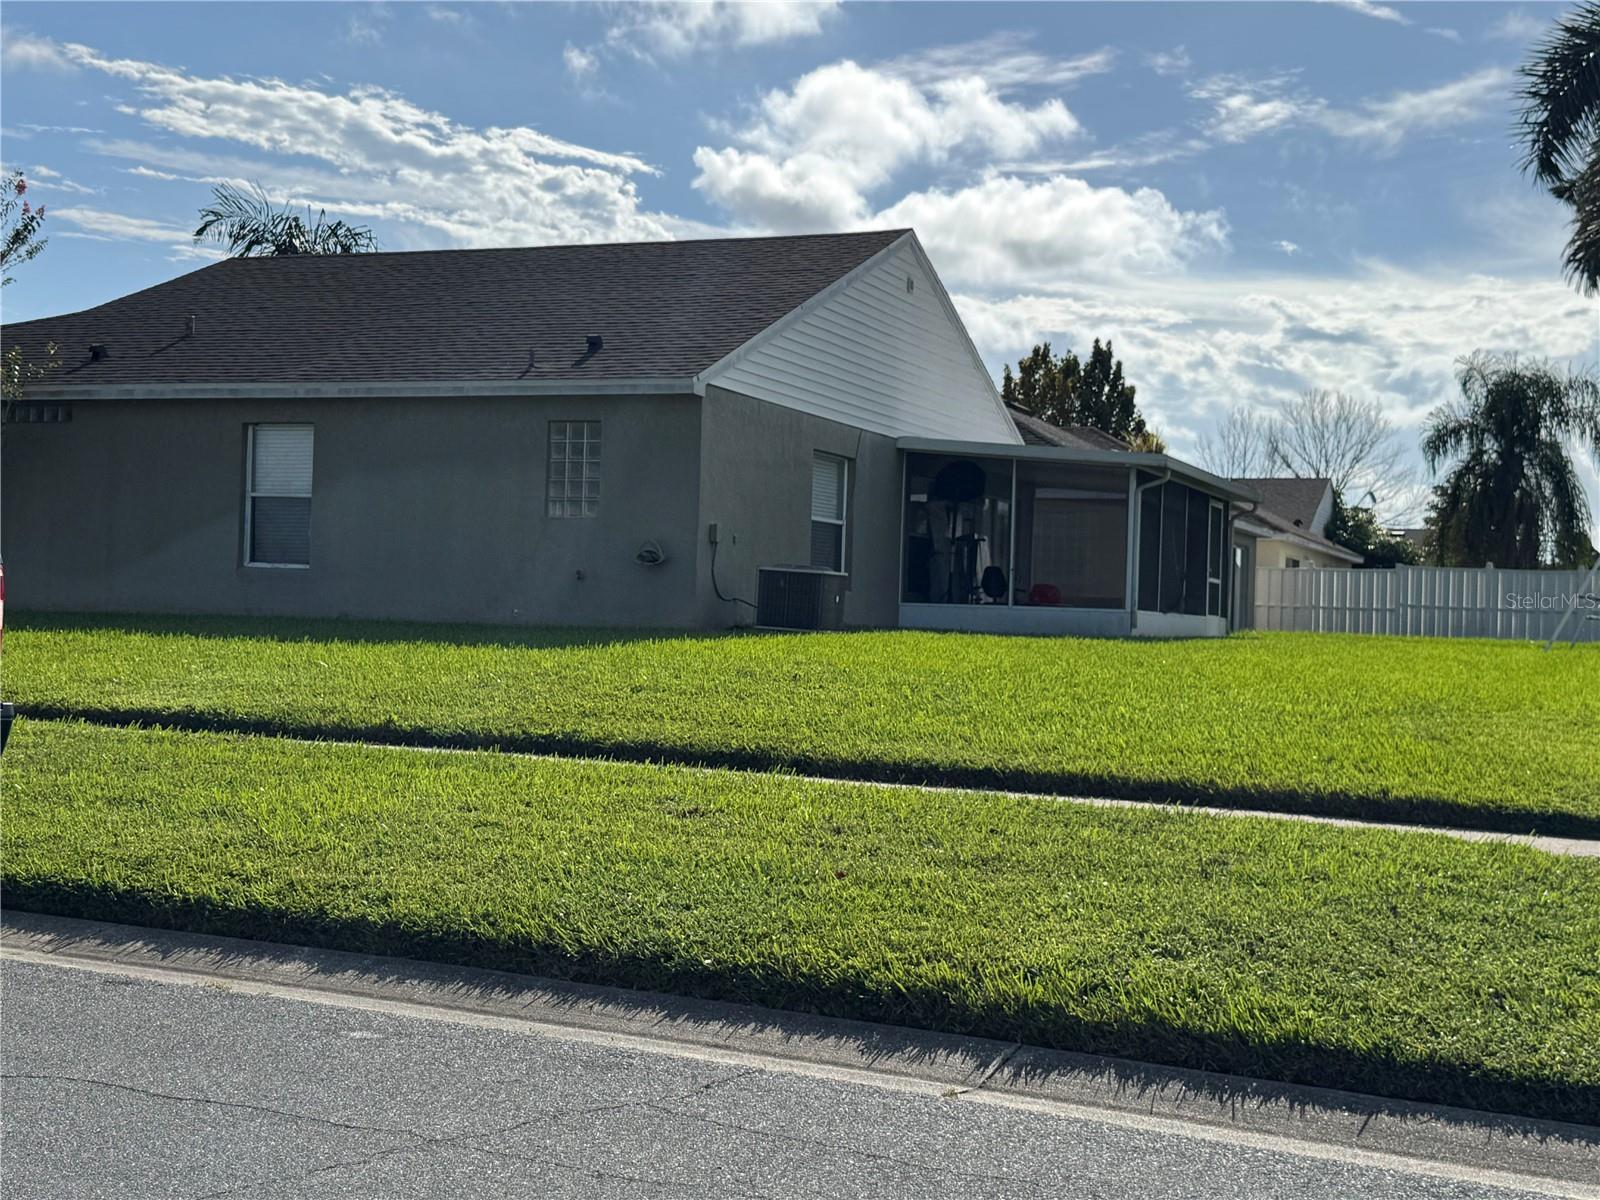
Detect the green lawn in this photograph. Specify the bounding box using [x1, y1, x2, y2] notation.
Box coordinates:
[9, 613, 1599, 835]
[5, 717, 1597, 1122]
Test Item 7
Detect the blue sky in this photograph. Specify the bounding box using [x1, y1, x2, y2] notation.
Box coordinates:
[1, 1, 1595, 518]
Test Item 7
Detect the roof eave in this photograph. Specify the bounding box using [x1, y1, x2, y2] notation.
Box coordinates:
[895, 437, 1260, 503]
[1234, 517, 1364, 563]
[13, 377, 707, 403]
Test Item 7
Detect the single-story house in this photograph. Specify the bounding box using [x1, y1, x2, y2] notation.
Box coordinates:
[1227, 476, 1363, 629]
[1, 228, 1255, 637]
[1232, 477, 1363, 571]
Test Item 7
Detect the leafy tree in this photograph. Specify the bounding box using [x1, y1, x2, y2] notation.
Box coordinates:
[1127, 427, 1167, 453]
[2, 342, 61, 422]
[1075, 339, 1145, 440]
[1324, 493, 1420, 568]
[2, 171, 56, 420]
[1001, 342, 1077, 427]
[2, 171, 47, 286]
[1518, 2, 1600, 294]
[1422, 352, 1600, 568]
[1001, 339, 1149, 441]
[195, 182, 377, 257]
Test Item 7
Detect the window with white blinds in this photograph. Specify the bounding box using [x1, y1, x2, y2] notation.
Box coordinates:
[245, 424, 313, 566]
[809, 453, 847, 573]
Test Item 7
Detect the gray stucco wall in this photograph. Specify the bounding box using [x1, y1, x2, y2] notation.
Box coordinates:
[2, 392, 706, 626]
[695, 385, 901, 628]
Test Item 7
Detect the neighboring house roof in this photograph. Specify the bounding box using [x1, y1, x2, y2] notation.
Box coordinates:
[1233, 477, 1333, 533]
[1235, 505, 1363, 564]
[1006, 404, 1131, 452]
[0, 230, 910, 388]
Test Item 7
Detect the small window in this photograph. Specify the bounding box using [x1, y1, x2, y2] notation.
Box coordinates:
[245, 424, 313, 567]
[1286, 556, 1302, 569]
[810, 452, 847, 572]
[548, 420, 600, 518]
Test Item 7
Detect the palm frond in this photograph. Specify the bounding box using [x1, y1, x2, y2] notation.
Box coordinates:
[1517, 2, 1600, 187]
[194, 182, 376, 257]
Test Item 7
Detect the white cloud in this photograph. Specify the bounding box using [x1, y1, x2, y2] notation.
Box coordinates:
[20, 165, 99, 195]
[1192, 74, 1307, 143]
[43, 37, 689, 250]
[1313, 67, 1511, 151]
[690, 52, 1228, 285]
[882, 34, 1116, 91]
[951, 269, 1598, 480]
[1425, 27, 1462, 43]
[693, 59, 1081, 230]
[17, 122, 102, 135]
[605, 1, 838, 60]
[563, 43, 598, 80]
[1274, 240, 1301, 256]
[0, 28, 74, 70]
[1189, 67, 1513, 154]
[880, 177, 1228, 287]
[1042, 130, 1211, 174]
[425, 6, 467, 25]
[51, 205, 223, 260]
[1146, 46, 1192, 77]
[344, 3, 391, 46]
[1325, 0, 1410, 26]
[1484, 9, 1550, 43]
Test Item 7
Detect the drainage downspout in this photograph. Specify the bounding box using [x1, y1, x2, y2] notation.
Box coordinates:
[1128, 467, 1171, 634]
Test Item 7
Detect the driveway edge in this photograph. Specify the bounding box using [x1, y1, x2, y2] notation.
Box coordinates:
[3, 908, 1595, 1188]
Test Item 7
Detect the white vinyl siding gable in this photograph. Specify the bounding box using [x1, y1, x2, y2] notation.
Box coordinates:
[705, 240, 1018, 444]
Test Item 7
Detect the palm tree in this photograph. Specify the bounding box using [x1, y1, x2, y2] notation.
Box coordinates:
[194, 183, 377, 257]
[1423, 353, 1600, 568]
[1518, 3, 1600, 293]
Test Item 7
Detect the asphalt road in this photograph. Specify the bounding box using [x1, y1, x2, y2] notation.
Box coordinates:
[0, 957, 1580, 1200]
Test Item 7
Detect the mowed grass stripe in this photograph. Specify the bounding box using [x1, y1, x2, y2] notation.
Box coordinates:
[6, 718, 1598, 1123]
[9, 613, 1600, 835]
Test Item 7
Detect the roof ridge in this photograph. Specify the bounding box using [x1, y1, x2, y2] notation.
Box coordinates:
[214, 228, 915, 264]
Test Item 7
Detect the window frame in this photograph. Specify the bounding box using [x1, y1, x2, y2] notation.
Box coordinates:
[547, 419, 601, 519]
[1206, 498, 1225, 617]
[244, 423, 314, 569]
[810, 452, 849, 574]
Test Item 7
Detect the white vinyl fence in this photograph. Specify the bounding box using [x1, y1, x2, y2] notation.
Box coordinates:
[1253, 564, 1600, 642]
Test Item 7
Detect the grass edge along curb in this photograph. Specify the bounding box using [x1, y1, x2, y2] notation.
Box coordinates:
[7, 717, 1599, 1125]
[10, 614, 1598, 839]
[23, 702, 1600, 841]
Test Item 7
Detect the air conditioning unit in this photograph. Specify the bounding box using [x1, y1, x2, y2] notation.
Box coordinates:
[756, 567, 846, 631]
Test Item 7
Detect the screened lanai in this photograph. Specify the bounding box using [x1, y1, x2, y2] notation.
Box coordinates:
[895, 439, 1258, 637]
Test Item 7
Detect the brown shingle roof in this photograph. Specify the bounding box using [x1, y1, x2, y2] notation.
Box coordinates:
[1233, 477, 1331, 532]
[1, 230, 910, 388]
[1006, 404, 1132, 452]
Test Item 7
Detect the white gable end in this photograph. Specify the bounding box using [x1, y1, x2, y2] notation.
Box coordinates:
[700, 236, 1020, 443]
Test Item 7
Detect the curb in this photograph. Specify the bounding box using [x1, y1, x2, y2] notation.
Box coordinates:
[3, 909, 1595, 1190]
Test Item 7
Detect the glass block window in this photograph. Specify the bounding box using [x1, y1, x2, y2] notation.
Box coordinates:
[548, 420, 600, 518]
[245, 424, 313, 566]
